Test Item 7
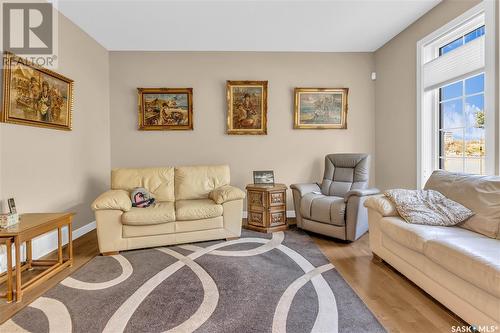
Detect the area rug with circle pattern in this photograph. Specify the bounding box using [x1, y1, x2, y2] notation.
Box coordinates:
[2, 229, 385, 333]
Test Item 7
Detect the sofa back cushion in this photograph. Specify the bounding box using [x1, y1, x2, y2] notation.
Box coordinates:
[424, 170, 500, 239]
[321, 154, 369, 197]
[175, 165, 230, 200]
[112, 167, 175, 202]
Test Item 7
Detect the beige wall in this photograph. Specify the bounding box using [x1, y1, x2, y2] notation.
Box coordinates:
[0, 13, 111, 230]
[374, 0, 482, 190]
[109, 52, 376, 210]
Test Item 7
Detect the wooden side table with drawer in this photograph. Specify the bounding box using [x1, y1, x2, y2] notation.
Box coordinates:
[245, 183, 288, 233]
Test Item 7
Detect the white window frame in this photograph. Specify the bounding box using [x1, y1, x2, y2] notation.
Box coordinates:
[416, 1, 497, 188]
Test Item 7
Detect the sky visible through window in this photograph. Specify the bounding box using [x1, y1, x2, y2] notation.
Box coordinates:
[437, 25, 486, 175]
[439, 25, 485, 55]
[439, 73, 485, 174]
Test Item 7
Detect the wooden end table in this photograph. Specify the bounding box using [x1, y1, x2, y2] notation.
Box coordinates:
[0, 213, 74, 303]
[245, 183, 288, 233]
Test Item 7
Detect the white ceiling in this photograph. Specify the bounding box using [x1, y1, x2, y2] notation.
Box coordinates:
[55, 0, 441, 52]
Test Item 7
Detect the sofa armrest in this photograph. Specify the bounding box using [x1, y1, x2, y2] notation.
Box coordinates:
[290, 183, 321, 197]
[91, 190, 132, 212]
[344, 188, 380, 202]
[209, 185, 245, 204]
[363, 195, 399, 217]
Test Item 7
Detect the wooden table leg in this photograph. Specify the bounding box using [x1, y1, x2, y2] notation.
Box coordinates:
[14, 236, 22, 302]
[68, 221, 73, 266]
[26, 240, 32, 270]
[6, 238, 13, 302]
[57, 227, 63, 264]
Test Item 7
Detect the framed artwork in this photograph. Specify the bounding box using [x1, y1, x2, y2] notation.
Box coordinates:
[253, 170, 275, 185]
[137, 88, 193, 130]
[226, 80, 267, 135]
[1, 52, 74, 130]
[294, 88, 348, 129]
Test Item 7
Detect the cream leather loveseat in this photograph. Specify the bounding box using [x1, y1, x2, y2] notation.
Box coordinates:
[365, 171, 500, 327]
[91, 165, 245, 254]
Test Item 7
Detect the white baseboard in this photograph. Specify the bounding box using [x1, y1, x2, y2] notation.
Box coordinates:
[242, 210, 296, 218]
[0, 221, 96, 273]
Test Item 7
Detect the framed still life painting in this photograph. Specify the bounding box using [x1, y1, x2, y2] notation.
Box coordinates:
[1, 52, 74, 130]
[294, 88, 348, 129]
[138, 88, 193, 130]
[226, 80, 267, 135]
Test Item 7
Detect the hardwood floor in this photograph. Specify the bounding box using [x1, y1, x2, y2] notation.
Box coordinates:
[312, 232, 467, 333]
[0, 228, 467, 332]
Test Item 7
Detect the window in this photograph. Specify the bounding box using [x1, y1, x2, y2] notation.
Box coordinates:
[417, 2, 497, 188]
[439, 25, 485, 55]
[439, 73, 485, 174]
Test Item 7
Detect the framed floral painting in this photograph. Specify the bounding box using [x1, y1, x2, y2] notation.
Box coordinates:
[1, 52, 74, 130]
[226, 81, 267, 135]
[137, 88, 193, 130]
[294, 88, 348, 129]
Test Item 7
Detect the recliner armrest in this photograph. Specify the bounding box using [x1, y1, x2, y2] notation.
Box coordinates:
[344, 188, 380, 202]
[209, 185, 245, 204]
[290, 183, 321, 197]
[92, 190, 132, 212]
[363, 195, 399, 217]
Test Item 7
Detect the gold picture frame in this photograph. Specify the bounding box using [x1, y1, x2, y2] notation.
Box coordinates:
[226, 80, 267, 135]
[294, 88, 348, 129]
[2, 52, 74, 131]
[137, 88, 193, 130]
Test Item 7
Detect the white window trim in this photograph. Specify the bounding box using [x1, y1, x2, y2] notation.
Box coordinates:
[416, 1, 497, 188]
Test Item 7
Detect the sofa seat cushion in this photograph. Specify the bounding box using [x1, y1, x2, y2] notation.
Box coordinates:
[424, 237, 500, 297]
[300, 193, 345, 226]
[380, 217, 483, 253]
[176, 199, 223, 221]
[121, 202, 175, 226]
[175, 216, 224, 233]
[123, 222, 175, 238]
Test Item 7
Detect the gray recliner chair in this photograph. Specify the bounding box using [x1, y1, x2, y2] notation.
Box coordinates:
[291, 154, 379, 241]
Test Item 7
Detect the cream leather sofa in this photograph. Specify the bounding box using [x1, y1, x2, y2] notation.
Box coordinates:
[365, 171, 500, 327]
[91, 165, 245, 254]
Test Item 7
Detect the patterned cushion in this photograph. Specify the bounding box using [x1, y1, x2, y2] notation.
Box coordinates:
[384, 189, 474, 226]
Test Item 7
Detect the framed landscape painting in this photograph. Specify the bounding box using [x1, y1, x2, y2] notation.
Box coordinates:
[1, 52, 74, 130]
[294, 88, 348, 129]
[138, 88, 193, 130]
[226, 80, 267, 135]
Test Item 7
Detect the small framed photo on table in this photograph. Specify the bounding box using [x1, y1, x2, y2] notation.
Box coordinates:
[253, 171, 275, 185]
[7, 198, 17, 214]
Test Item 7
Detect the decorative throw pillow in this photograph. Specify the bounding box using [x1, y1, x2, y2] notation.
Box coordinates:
[130, 187, 155, 208]
[384, 189, 474, 226]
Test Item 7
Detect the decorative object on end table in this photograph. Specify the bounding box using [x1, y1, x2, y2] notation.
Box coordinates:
[7, 198, 17, 214]
[2, 52, 74, 130]
[245, 183, 287, 233]
[226, 80, 267, 135]
[253, 170, 275, 185]
[0, 213, 19, 228]
[137, 88, 193, 130]
[294, 88, 348, 129]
